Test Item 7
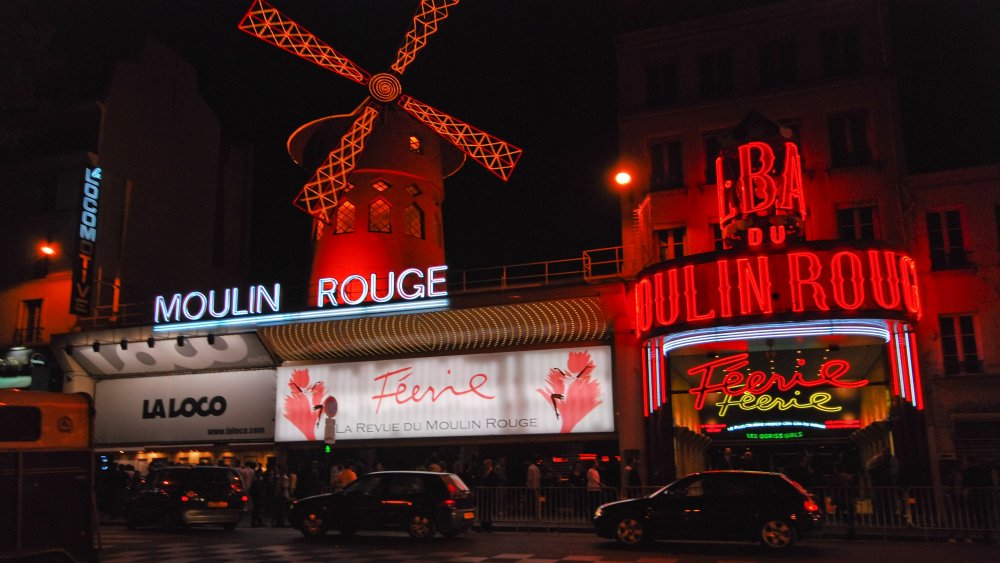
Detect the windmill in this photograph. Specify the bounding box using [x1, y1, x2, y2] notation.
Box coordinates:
[238, 0, 523, 227]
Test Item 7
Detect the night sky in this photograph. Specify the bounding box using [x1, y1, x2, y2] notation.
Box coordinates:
[138, 0, 622, 284]
[17, 1, 995, 287]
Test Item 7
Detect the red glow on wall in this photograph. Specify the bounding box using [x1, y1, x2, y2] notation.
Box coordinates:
[635, 246, 922, 339]
[825, 420, 861, 429]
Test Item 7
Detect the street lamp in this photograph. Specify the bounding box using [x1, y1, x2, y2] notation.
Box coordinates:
[39, 243, 56, 256]
[614, 171, 632, 188]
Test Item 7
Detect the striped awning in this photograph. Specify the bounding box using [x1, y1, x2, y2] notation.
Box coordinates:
[258, 296, 610, 361]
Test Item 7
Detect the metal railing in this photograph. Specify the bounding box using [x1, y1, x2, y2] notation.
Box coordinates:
[451, 246, 625, 293]
[472, 485, 1000, 537]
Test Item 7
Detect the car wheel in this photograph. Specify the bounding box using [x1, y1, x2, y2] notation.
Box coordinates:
[407, 513, 436, 539]
[759, 519, 795, 549]
[615, 517, 647, 546]
[300, 512, 328, 538]
[222, 522, 238, 531]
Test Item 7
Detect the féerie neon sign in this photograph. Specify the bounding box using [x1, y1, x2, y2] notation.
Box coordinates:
[687, 353, 869, 417]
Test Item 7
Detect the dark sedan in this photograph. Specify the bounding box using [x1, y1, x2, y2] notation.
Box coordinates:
[125, 466, 248, 530]
[289, 470, 476, 539]
[593, 470, 822, 549]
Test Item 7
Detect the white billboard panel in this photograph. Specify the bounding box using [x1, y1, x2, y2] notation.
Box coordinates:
[276, 346, 614, 442]
[95, 370, 276, 444]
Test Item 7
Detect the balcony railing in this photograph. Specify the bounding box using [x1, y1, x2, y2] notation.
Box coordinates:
[74, 247, 627, 331]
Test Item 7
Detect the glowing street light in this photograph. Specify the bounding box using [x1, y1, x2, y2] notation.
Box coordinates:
[39, 243, 56, 256]
[614, 171, 632, 187]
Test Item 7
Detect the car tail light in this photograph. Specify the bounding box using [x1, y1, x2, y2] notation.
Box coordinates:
[441, 499, 456, 508]
[181, 495, 190, 502]
[804, 497, 820, 512]
[241, 495, 249, 502]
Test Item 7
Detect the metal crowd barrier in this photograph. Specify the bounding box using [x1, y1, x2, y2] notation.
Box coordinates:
[473, 485, 1000, 538]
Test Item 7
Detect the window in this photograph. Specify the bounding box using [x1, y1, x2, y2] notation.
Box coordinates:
[368, 198, 392, 233]
[0, 406, 41, 441]
[645, 62, 678, 106]
[703, 131, 731, 184]
[828, 111, 870, 167]
[699, 51, 733, 98]
[650, 139, 683, 189]
[939, 315, 982, 375]
[408, 136, 422, 154]
[758, 39, 797, 88]
[17, 299, 42, 345]
[372, 179, 391, 192]
[837, 206, 879, 240]
[406, 183, 422, 197]
[656, 227, 686, 261]
[404, 204, 424, 238]
[334, 202, 355, 234]
[821, 28, 861, 78]
[927, 209, 969, 270]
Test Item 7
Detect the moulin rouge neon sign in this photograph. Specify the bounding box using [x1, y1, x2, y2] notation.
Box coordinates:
[687, 353, 869, 417]
[635, 248, 921, 336]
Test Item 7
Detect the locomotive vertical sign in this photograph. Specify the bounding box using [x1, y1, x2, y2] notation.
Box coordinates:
[70, 166, 101, 315]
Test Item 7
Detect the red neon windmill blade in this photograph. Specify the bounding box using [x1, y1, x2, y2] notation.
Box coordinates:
[238, 0, 523, 224]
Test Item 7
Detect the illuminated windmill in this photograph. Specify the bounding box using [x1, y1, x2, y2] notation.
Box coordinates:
[238, 0, 523, 299]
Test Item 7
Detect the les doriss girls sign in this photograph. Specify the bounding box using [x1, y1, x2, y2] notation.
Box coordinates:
[275, 346, 614, 441]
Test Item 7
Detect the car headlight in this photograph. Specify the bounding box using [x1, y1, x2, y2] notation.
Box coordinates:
[593, 506, 604, 518]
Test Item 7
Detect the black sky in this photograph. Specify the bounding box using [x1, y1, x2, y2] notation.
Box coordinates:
[100, 0, 1000, 286]
[137, 0, 622, 285]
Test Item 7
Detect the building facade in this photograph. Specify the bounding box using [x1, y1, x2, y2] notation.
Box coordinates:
[615, 0, 999, 487]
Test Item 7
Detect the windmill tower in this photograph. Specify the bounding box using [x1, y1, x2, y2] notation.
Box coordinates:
[238, 0, 522, 302]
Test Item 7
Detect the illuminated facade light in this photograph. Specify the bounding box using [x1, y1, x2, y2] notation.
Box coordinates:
[39, 244, 56, 256]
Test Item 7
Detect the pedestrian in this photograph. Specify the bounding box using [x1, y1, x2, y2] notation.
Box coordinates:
[271, 465, 291, 527]
[336, 460, 358, 490]
[479, 458, 505, 532]
[250, 465, 265, 527]
[526, 457, 542, 518]
[621, 457, 641, 498]
[586, 460, 605, 514]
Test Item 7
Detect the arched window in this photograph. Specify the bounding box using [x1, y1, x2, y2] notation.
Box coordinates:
[372, 179, 391, 192]
[404, 203, 424, 239]
[369, 198, 392, 233]
[409, 135, 422, 154]
[334, 201, 355, 234]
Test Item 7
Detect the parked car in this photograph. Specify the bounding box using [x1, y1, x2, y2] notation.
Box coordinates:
[593, 470, 822, 549]
[289, 470, 475, 539]
[125, 466, 247, 530]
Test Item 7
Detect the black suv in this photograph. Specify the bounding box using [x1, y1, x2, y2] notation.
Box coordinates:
[125, 466, 247, 530]
[289, 471, 475, 539]
[593, 470, 822, 549]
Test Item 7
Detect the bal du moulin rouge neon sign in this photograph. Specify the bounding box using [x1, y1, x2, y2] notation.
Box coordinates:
[635, 140, 921, 336]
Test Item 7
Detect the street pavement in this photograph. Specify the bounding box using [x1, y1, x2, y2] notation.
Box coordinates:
[97, 524, 1000, 562]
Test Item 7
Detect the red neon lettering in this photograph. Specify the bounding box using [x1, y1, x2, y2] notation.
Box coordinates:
[831, 251, 865, 310]
[654, 270, 680, 327]
[787, 252, 829, 312]
[717, 260, 733, 318]
[683, 264, 715, 321]
[748, 227, 764, 246]
[900, 256, 922, 318]
[371, 367, 494, 414]
[769, 225, 786, 244]
[716, 156, 737, 224]
[737, 256, 773, 315]
[868, 250, 901, 309]
[738, 142, 777, 214]
[777, 142, 805, 215]
[687, 353, 868, 413]
[635, 278, 653, 334]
